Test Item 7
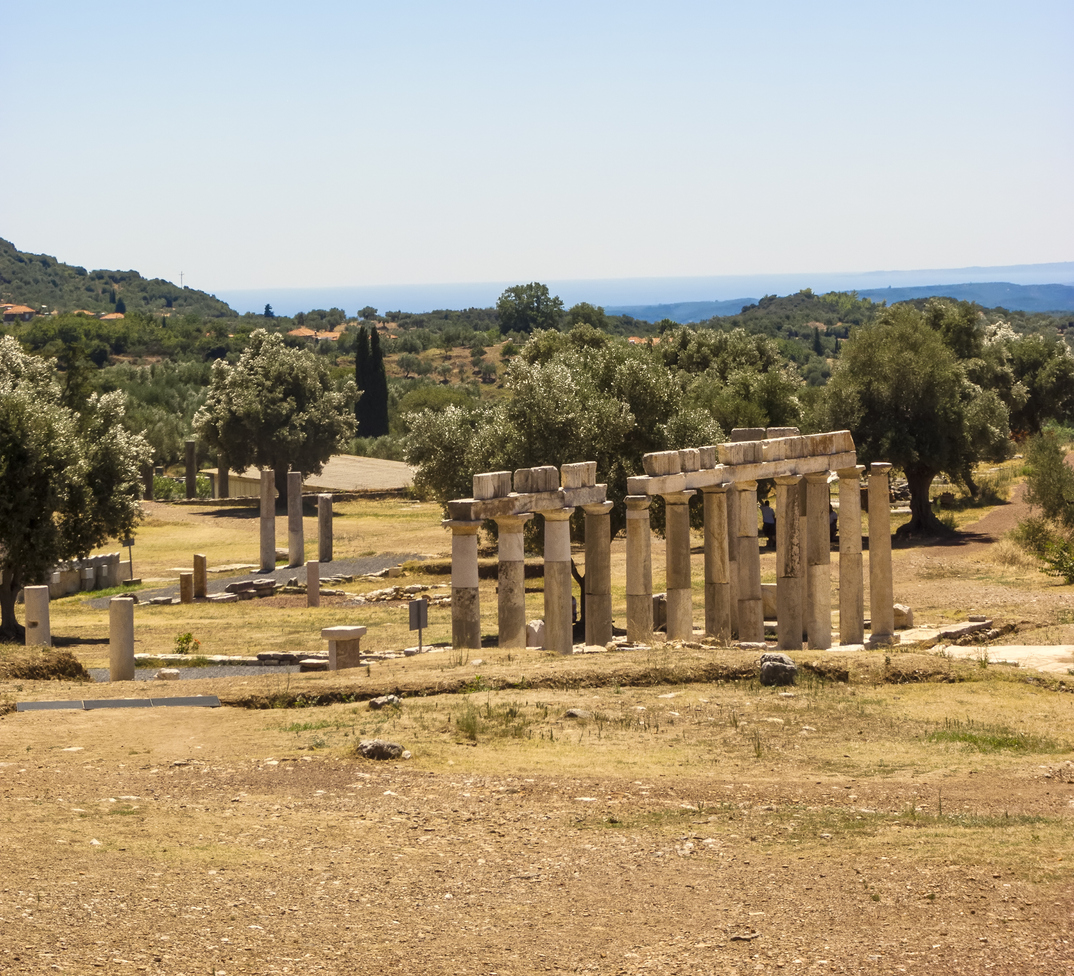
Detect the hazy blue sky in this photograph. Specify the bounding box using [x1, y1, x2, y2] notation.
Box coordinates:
[3, 1, 1071, 297]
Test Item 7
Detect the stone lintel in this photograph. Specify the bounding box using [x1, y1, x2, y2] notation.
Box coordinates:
[447, 485, 607, 520]
[631, 452, 858, 496]
[321, 625, 367, 640]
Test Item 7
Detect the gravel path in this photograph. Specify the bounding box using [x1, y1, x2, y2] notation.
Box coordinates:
[87, 664, 303, 682]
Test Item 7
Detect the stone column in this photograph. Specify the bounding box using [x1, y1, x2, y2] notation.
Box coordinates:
[702, 486, 731, 641]
[774, 476, 803, 651]
[735, 481, 763, 642]
[142, 464, 154, 501]
[179, 572, 194, 604]
[494, 513, 533, 648]
[23, 585, 51, 647]
[307, 559, 320, 608]
[217, 456, 229, 499]
[625, 495, 654, 643]
[287, 471, 304, 567]
[542, 508, 576, 655]
[868, 461, 895, 644]
[444, 519, 481, 649]
[583, 501, 614, 647]
[318, 494, 333, 563]
[185, 438, 197, 499]
[837, 465, 866, 644]
[726, 483, 740, 637]
[109, 596, 135, 681]
[663, 490, 695, 641]
[192, 553, 207, 599]
[804, 472, 832, 649]
[260, 468, 276, 572]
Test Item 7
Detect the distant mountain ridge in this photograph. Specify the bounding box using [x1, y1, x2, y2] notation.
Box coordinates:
[0, 238, 236, 318]
[607, 281, 1074, 323]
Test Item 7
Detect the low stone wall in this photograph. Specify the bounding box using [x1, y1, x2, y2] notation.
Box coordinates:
[48, 553, 123, 597]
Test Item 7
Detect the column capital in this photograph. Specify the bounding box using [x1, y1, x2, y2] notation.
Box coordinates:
[661, 489, 696, 505]
[700, 483, 730, 494]
[837, 465, 866, 480]
[442, 519, 482, 534]
[803, 471, 831, 484]
[773, 474, 801, 486]
[870, 461, 893, 475]
[582, 501, 614, 516]
[541, 507, 575, 522]
[625, 494, 652, 511]
[493, 512, 534, 529]
[732, 479, 758, 492]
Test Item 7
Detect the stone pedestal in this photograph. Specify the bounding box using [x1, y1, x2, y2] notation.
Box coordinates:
[702, 486, 731, 641]
[287, 471, 304, 567]
[583, 502, 614, 647]
[625, 495, 654, 643]
[734, 481, 763, 642]
[23, 585, 51, 647]
[321, 625, 367, 670]
[185, 438, 197, 499]
[260, 468, 276, 572]
[663, 490, 695, 640]
[868, 462, 895, 643]
[837, 466, 865, 644]
[542, 508, 576, 655]
[307, 559, 320, 608]
[494, 513, 533, 648]
[109, 597, 135, 681]
[193, 554, 207, 599]
[318, 494, 333, 563]
[774, 476, 803, 651]
[445, 519, 482, 649]
[179, 572, 194, 604]
[805, 472, 832, 649]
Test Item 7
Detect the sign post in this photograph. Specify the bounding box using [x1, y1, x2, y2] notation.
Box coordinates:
[121, 536, 135, 582]
[408, 597, 429, 654]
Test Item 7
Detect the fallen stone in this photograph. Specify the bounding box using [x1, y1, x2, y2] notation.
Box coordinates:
[357, 739, 405, 761]
[369, 694, 402, 710]
[759, 651, 798, 686]
[299, 658, 328, 671]
[155, 669, 180, 681]
[526, 619, 545, 648]
[564, 708, 592, 719]
[894, 603, 913, 629]
[206, 593, 238, 603]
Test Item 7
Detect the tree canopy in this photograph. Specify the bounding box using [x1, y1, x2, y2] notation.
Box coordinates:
[496, 282, 564, 335]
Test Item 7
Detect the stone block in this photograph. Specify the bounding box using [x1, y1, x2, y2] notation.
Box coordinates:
[893, 604, 913, 629]
[759, 651, 797, 686]
[766, 427, 801, 439]
[514, 466, 559, 494]
[717, 441, 763, 466]
[678, 448, 701, 472]
[731, 427, 766, 442]
[526, 619, 545, 647]
[698, 446, 718, 469]
[642, 451, 681, 476]
[473, 470, 512, 499]
[761, 583, 777, 620]
[156, 669, 180, 681]
[560, 461, 597, 489]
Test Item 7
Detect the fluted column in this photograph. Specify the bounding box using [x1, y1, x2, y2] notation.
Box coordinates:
[838, 465, 865, 644]
[583, 502, 614, 647]
[868, 461, 895, 644]
[774, 475, 803, 651]
[494, 513, 533, 648]
[805, 472, 832, 649]
[735, 480, 763, 642]
[702, 485, 731, 641]
[260, 468, 276, 572]
[663, 490, 696, 640]
[444, 519, 482, 649]
[625, 495, 654, 643]
[542, 508, 576, 655]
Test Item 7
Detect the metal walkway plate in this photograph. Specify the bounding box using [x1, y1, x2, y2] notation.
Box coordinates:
[16, 696, 222, 712]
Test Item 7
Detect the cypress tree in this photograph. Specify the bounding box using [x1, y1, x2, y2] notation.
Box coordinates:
[355, 325, 372, 433]
[365, 328, 390, 437]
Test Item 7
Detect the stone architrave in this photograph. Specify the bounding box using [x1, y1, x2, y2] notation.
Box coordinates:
[726, 483, 740, 638]
[868, 462, 895, 643]
[804, 472, 832, 649]
[625, 495, 654, 643]
[735, 481, 763, 642]
[306, 559, 320, 608]
[774, 476, 803, 651]
[701, 485, 731, 641]
[583, 501, 614, 647]
[217, 456, 229, 499]
[444, 519, 482, 649]
[23, 585, 51, 647]
[494, 513, 533, 648]
[663, 490, 696, 640]
[260, 468, 276, 572]
[542, 508, 576, 655]
[287, 471, 304, 567]
[185, 438, 197, 499]
[193, 554, 208, 599]
[318, 494, 333, 563]
[109, 597, 135, 681]
[179, 572, 194, 604]
[837, 465, 866, 644]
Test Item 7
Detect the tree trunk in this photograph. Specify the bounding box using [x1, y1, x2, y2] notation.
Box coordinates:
[0, 568, 26, 642]
[897, 469, 945, 537]
[274, 466, 289, 507]
[570, 558, 586, 628]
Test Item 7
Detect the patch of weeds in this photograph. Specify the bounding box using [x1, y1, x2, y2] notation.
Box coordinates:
[927, 717, 1065, 753]
[463, 674, 490, 693]
[279, 719, 334, 733]
[456, 702, 482, 741]
[174, 632, 200, 655]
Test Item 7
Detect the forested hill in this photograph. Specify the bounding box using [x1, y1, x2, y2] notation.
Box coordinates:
[0, 238, 236, 318]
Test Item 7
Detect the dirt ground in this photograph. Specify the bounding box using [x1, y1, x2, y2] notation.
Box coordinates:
[2, 487, 1074, 974]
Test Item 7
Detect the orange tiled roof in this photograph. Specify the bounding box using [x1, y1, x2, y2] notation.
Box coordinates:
[5, 305, 36, 314]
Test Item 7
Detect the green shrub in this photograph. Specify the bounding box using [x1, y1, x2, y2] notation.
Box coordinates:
[153, 475, 182, 500]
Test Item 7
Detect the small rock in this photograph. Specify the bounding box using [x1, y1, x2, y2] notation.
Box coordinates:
[357, 739, 405, 761]
[759, 651, 797, 686]
[564, 708, 592, 720]
[369, 694, 402, 710]
[470, 658, 483, 666]
[155, 669, 181, 681]
[299, 658, 328, 672]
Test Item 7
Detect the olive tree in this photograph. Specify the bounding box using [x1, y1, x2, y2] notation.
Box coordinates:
[193, 330, 356, 501]
[0, 337, 151, 640]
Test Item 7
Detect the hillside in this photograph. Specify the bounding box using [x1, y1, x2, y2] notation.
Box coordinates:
[0, 238, 236, 318]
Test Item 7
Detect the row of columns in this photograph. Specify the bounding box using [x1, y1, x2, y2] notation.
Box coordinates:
[447, 461, 895, 652]
[259, 469, 334, 572]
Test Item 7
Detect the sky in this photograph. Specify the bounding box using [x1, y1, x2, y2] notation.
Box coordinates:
[3, 1, 1072, 307]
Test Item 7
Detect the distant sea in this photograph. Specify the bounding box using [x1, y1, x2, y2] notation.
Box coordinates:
[215, 261, 1074, 320]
